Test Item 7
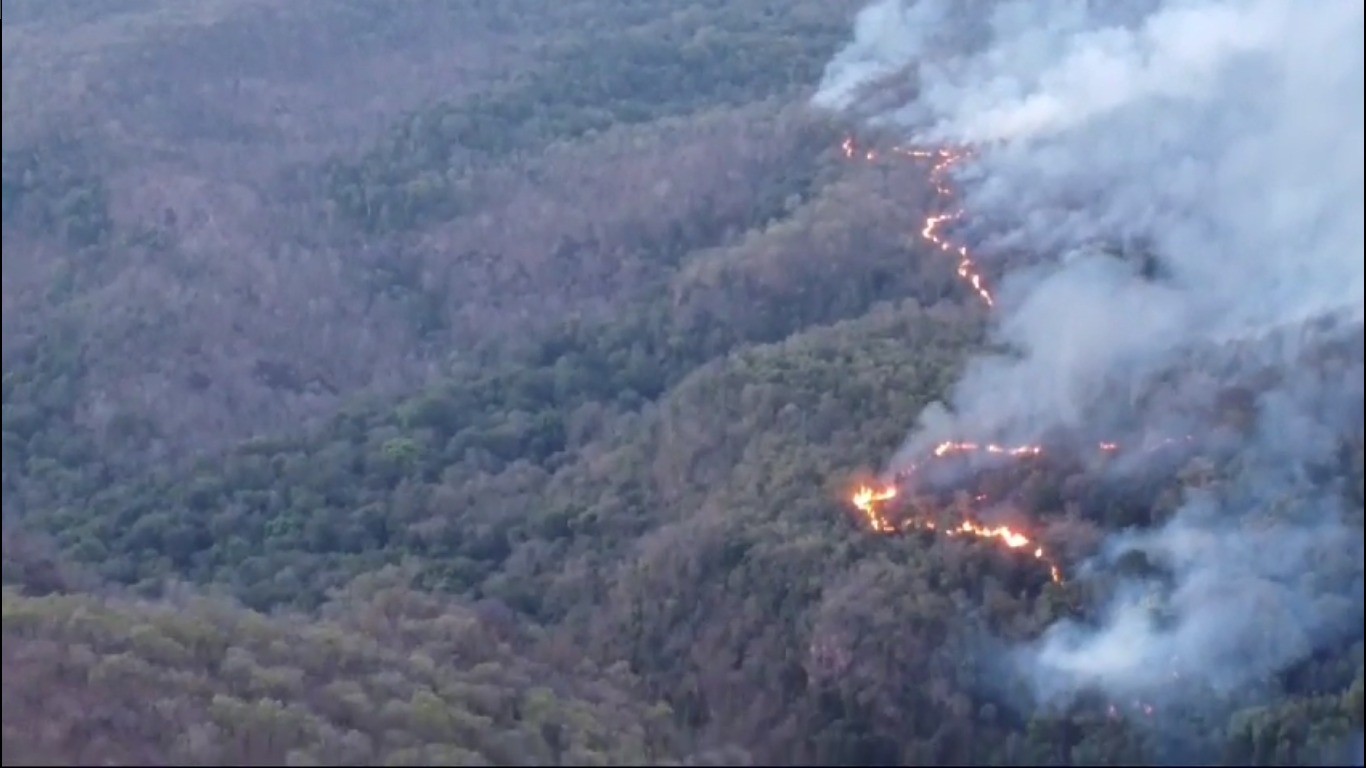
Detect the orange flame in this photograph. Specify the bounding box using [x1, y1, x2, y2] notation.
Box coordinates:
[835, 137, 1189, 725]
[841, 136, 994, 307]
[850, 483, 899, 533]
[932, 440, 1044, 458]
[943, 519, 1064, 584]
[847, 480, 1064, 584]
[845, 437, 1197, 585]
[837, 135, 1198, 591]
[929, 440, 1142, 459]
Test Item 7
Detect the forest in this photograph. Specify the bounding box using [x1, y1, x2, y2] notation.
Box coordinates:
[2, 1, 1362, 765]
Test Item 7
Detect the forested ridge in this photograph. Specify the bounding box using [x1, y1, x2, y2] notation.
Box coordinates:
[2, 1, 1362, 765]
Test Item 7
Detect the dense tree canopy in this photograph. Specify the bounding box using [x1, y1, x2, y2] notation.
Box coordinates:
[2, 1, 1361, 765]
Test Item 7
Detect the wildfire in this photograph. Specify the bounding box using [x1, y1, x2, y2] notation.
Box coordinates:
[850, 484, 899, 533]
[930, 439, 1136, 458]
[843, 434, 1196, 587]
[848, 479, 1065, 584]
[932, 441, 1043, 458]
[841, 137, 994, 307]
[834, 135, 1191, 724]
[836, 135, 1198, 590]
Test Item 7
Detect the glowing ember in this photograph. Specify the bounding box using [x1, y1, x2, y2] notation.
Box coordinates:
[850, 483, 899, 533]
[845, 437, 1197, 584]
[842, 137, 994, 307]
[836, 134, 1184, 721]
[847, 478, 1065, 584]
[932, 441, 1044, 458]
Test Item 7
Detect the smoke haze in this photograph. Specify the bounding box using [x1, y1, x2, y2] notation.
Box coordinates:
[814, 0, 1364, 715]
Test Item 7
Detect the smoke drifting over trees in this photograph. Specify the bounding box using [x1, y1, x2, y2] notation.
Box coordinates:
[3, 0, 1362, 764]
[815, 0, 1364, 741]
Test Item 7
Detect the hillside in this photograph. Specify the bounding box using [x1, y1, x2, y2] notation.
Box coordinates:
[1, 0, 861, 467]
[3, 1, 1363, 766]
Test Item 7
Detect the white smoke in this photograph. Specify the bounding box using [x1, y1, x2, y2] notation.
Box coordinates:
[814, 0, 1365, 715]
[811, 0, 963, 113]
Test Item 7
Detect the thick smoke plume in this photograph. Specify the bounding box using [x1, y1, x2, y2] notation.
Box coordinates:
[815, 0, 1364, 715]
